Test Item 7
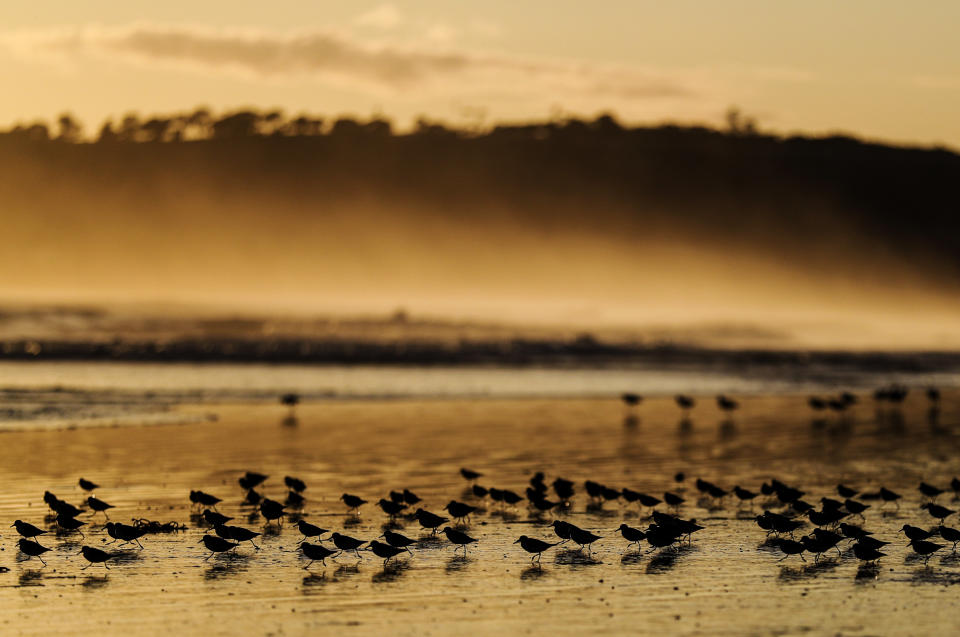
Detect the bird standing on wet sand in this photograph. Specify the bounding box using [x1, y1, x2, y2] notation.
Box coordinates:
[445, 500, 477, 523]
[301, 542, 337, 569]
[297, 520, 329, 543]
[675, 395, 695, 412]
[442, 527, 478, 554]
[78, 478, 99, 492]
[621, 393, 642, 408]
[260, 498, 286, 525]
[716, 395, 739, 414]
[284, 476, 307, 493]
[341, 493, 367, 513]
[776, 539, 806, 562]
[106, 522, 147, 549]
[203, 510, 233, 526]
[86, 496, 115, 519]
[56, 513, 86, 538]
[733, 486, 758, 506]
[415, 508, 448, 533]
[190, 490, 222, 509]
[377, 498, 407, 517]
[239, 472, 268, 490]
[403, 489, 421, 506]
[899, 524, 935, 542]
[921, 502, 956, 524]
[550, 520, 577, 543]
[215, 524, 262, 550]
[663, 492, 685, 507]
[381, 530, 416, 554]
[200, 534, 239, 559]
[919, 482, 945, 501]
[368, 541, 406, 566]
[80, 546, 114, 570]
[568, 527, 602, 554]
[460, 468, 482, 482]
[18, 539, 51, 566]
[879, 487, 901, 508]
[515, 536, 561, 563]
[937, 526, 960, 551]
[331, 532, 366, 559]
[616, 524, 646, 550]
[12, 520, 46, 539]
[852, 542, 886, 564]
[908, 539, 944, 564]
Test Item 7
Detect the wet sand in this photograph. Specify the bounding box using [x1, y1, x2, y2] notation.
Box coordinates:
[0, 393, 958, 635]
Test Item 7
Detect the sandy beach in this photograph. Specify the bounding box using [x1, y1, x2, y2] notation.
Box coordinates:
[0, 391, 957, 636]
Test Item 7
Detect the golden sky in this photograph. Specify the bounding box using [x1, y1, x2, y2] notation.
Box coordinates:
[2, 1, 959, 146]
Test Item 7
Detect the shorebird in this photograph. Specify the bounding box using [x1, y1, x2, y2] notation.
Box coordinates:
[105, 522, 146, 549]
[908, 539, 944, 564]
[776, 538, 806, 562]
[367, 540, 405, 566]
[239, 472, 268, 490]
[716, 395, 739, 414]
[341, 493, 367, 513]
[616, 524, 646, 549]
[331, 532, 366, 559]
[550, 520, 579, 543]
[852, 542, 886, 564]
[260, 498, 286, 525]
[568, 527, 602, 554]
[86, 496, 115, 519]
[285, 490, 305, 509]
[472, 484, 489, 499]
[552, 478, 575, 501]
[837, 484, 858, 498]
[927, 387, 941, 404]
[921, 502, 955, 524]
[444, 500, 477, 523]
[879, 487, 901, 508]
[844, 499, 869, 518]
[301, 542, 337, 569]
[919, 482, 945, 500]
[300, 542, 344, 569]
[78, 478, 99, 492]
[808, 397, 826, 411]
[899, 524, 935, 542]
[838, 523, 872, 541]
[215, 524, 261, 550]
[80, 546, 113, 570]
[18, 539, 51, 566]
[460, 468, 482, 482]
[244, 489, 262, 505]
[377, 498, 407, 518]
[203, 510, 233, 527]
[297, 520, 329, 542]
[663, 492, 685, 507]
[733, 486, 758, 506]
[515, 536, 561, 563]
[442, 527, 478, 554]
[12, 520, 46, 539]
[190, 490, 222, 509]
[415, 509, 448, 533]
[675, 395, 695, 412]
[621, 393, 642, 408]
[56, 513, 86, 538]
[381, 530, 416, 554]
[200, 534, 239, 560]
[402, 489, 421, 505]
[280, 393, 300, 413]
[284, 476, 306, 493]
[938, 526, 960, 551]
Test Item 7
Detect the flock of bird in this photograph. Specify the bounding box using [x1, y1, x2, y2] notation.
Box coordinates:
[5, 385, 952, 575]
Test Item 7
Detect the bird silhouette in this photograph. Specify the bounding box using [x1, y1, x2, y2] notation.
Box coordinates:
[301, 542, 337, 569]
[105, 522, 147, 549]
[215, 524, 261, 550]
[260, 498, 286, 525]
[86, 496, 114, 519]
[200, 534, 239, 559]
[367, 540, 405, 565]
[18, 539, 51, 566]
[80, 546, 113, 570]
[78, 478, 99, 492]
[331, 532, 366, 559]
[442, 527, 478, 554]
[460, 468, 482, 482]
[284, 476, 307, 493]
[616, 524, 646, 549]
[414, 508, 448, 533]
[852, 542, 886, 564]
[297, 520, 329, 542]
[515, 535, 561, 562]
[12, 520, 46, 539]
[341, 493, 367, 513]
[444, 500, 477, 522]
[381, 530, 416, 554]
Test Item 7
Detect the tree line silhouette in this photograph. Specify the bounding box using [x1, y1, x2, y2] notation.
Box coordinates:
[1, 107, 958, 284]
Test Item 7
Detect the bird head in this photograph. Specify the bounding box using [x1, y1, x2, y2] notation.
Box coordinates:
[514, 536, 526, 544]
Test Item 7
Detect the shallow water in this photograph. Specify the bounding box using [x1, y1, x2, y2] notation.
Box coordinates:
[0, 391, 959, 635]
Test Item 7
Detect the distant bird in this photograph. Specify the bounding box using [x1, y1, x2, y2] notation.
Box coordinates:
[529, 495, 560, 513]
[919, 482, 945, 500]
[18, 539, 51, 566]
[616, 524, 646, 549]
[215, 524, 261, 550]
[284, 476, 307, 493]
[471, 485, 489, 499]
[938, 526, 960, 551]
[301, 542, 338, 569]
[297, 520, 329, 542]
[900, 524, 935, 542]
[776, 539, 806, 562]
[414, 508, 448, 533]
[927, 387, 941, 403]
[12, 520, 46, 539]
[377, 498, 407, 518]
[444, 500, 477, 522]
[921, 503, 955, 524]
[568, 527, 602, 553]
[808, 397, 826, 411]
[909, 539, 944, 564]
[675, 395, 695, 412]
[552, 478, 575, 501]
[663, 492, 685, 507]
[190, 490, 221, 509]
[500, 489, 523, 506]
[389, 490, 405, 504]
[80, 546, 113, 570]
[86, 496, 114, 519]
[331, 532, 366, 559]
[78, 478, 99, 492]
[200, 534, 239, 559]
[280, 393, 300, 412]
[852, 542, 886, 564]
[442, 527, 478, 554]
[105, 522, 146, 549]
[857, 536, 890, 552]
[203, 510, 233, 527]
[367, 540, 405, 565]
[285, 490, 305, 509]
[341, 493, 367, 513]
[733, 486, 758, 504]
[716, 395, 739, 414]
[381, 530, 416, 554]
[260, 498, 286, 525]
[820, 497, 843, 511]
[801, 534, 839, 562]
[515, 535, 561, 562]
[879, 487, 901, 508]
[839, 523, 872, 541]
[56, 513, 86, 538]
[403, 489, 421, 506]
[844, 499, 870, 518]
[951, 477, 960, 496]
[238, 472, 268, 490]
[837, 484, 858, 499]
[460, 468, 482, 482]
[839, 392, 857, 406]
[807, 508, 846, 528]
[621, 393, 642, 407]
[243, 489, 262, 506]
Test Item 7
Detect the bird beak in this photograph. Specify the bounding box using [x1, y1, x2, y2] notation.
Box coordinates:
[513, 539, 520, 544]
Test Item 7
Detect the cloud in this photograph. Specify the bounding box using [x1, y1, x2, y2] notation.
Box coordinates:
[0, 23, 695, 102]
[355, 4, 403, 30]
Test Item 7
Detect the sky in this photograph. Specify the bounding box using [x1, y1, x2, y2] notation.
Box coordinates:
[1, 1, 959, 146]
